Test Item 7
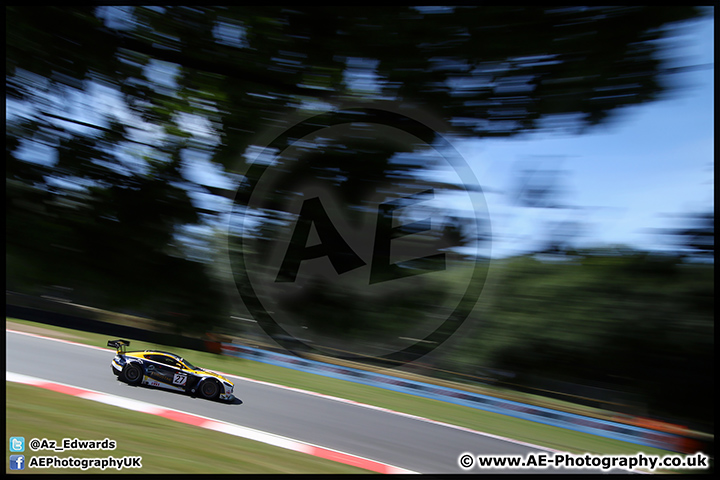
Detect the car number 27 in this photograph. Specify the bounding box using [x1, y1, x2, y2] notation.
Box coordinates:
[173, 373, 188, 386]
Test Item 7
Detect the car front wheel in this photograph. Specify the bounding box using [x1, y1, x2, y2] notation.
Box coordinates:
[199, 379, 220, 400]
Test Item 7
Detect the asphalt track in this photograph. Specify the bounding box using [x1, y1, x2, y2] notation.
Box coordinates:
[6, 330, 632, 474]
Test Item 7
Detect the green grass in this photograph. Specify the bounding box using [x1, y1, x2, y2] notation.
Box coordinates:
[5, 382, 369, 474]
[6, 318, 682, 460]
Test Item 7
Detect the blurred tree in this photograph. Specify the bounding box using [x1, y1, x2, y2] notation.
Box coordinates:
[447, 250, 713, 426]
[666, 212, 714, 261]
[6, 6, 708, 335]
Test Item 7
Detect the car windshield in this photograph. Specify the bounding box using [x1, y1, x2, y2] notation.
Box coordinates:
[180, 358, 199, 370]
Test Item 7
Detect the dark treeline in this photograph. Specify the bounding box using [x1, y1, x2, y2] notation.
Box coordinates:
[438, 247, 713, 429]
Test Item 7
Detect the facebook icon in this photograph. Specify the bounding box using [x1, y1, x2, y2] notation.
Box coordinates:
[10, 455, 25, 470]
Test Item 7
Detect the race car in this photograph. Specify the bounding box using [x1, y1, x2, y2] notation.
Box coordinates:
[108, 339, 234, 401]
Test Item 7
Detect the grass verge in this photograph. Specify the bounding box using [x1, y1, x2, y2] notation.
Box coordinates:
[5, 382, 368, 474]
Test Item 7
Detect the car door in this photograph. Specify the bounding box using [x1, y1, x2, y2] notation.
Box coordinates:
[167, 358, 190, 390]
[144, 355, 183, 389]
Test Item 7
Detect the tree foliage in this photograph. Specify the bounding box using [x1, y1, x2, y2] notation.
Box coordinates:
[6, 6, 709, 347]
[446, 250, 713, 425]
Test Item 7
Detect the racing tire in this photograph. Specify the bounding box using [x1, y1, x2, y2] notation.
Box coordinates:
[199, 379, 220, 400]
[121, 363, 143, 386]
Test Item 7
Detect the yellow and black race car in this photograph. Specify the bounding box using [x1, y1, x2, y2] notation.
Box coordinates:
[108, 340, 234, 401]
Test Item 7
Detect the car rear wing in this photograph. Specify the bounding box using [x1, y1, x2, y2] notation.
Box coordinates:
[107, 339, 131, 354]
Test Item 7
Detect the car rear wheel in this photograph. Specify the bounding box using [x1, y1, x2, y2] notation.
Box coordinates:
[121, 363, 143, 385]
[200, 379, 220, 400]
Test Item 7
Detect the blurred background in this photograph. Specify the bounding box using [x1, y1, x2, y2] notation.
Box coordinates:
[6, 7, 713, 430]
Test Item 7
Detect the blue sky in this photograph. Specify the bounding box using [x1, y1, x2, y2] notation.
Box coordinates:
[116, 14, 720, 261]
[455, 15, 714, 258]
[8, 11, 713, 261]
